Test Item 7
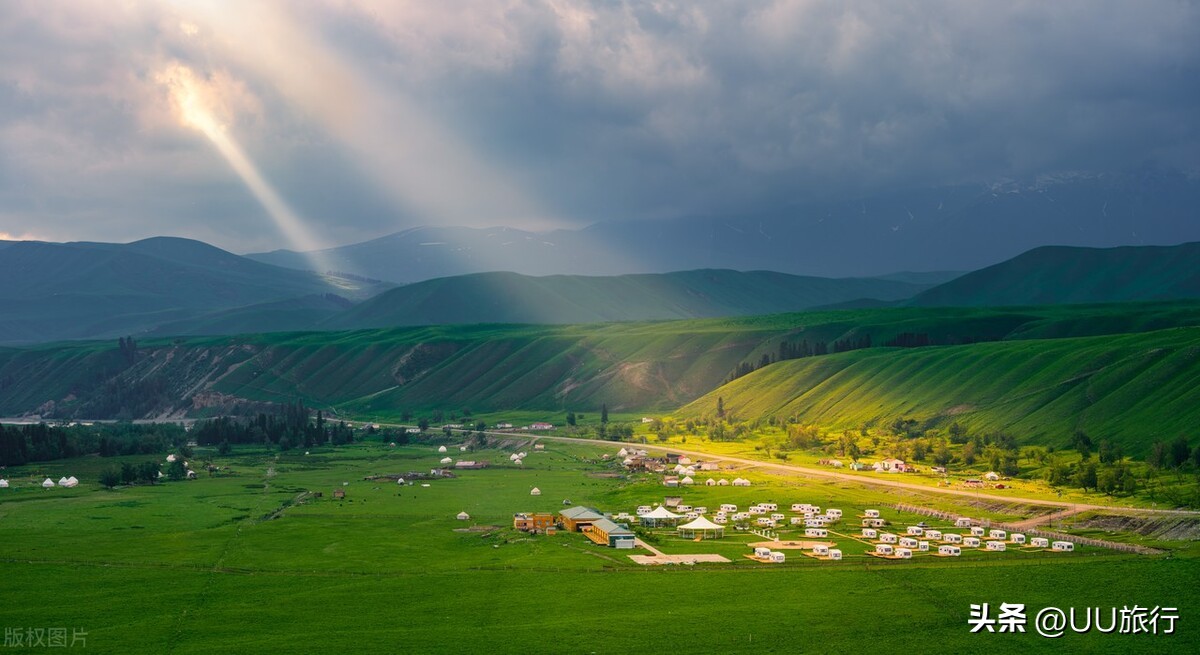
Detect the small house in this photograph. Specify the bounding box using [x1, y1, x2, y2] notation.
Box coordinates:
[989, 529, 1006, 540]
[513, 512, 555, 532]
[333, 488, 346, 499]
[862, 528, 878, 539]
[768, 551, 786, 563]
[636, 505, 652, 515]
[584, 518, 635, 548]
[828, 549, 843, 560]
[754, 547, 772, 558]
[924, 530, 942, 540]
[705, 478, 717, 486]
[906, 526, 924, 536]
[879, 533, 898, 544]
[1010, 533, 1026, 545]
[955, 517, 972, 528]
[664, 496, 683, 508]
[862, 518, 886, 528]
[534, 444, 545, 450]
[985, 540, 1006, 551]
[963, 537, 981, 547]
[771, 513, 786, 521]
[943, 533, 963, 544]
[875, 544, 894, 555]
[663, 476, 680, 487]
[805, 528, 828, 538]
[560, 506, 606, 532]
[1030, 537, 1050, 548]
[732, 478, 751, 487]
[970, 526, 985, 537]
[918, 541, 930, 551]
[825, 509, 842, 519]
[680, 476, 694, 485]
[720, 504, 738, 512]
[938, 545, 961, 556]
[1051, 541, 1075, 552]
[864, 509, 881, 518]
[895, 548, 913, 559]
[716, 479, 731, 486]
[899, 537, 919, 548]
[812, 544, 830, 556]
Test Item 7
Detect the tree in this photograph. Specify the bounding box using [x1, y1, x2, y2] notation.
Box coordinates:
[1147, 441, 1168, 469]
[933, 443, 952, 468]
[1170, 436, 1191, 468]
[716, 397, 725, 419]
[100, 468, 121, 489]
[1074, 463, 1098, 492]
[217, 440, 232, 456]
[120, 462, 138, 485]
[961, 442, 977, 466]
[137, 461, 160, 484]
[1072, 431, 1093, 460]
[1097, 440, 1122, 465]
[418, 418, 430, 433]
[167, 460, 187, 481]
[601, 404, 609, 424]
[566, 411, 576, 427]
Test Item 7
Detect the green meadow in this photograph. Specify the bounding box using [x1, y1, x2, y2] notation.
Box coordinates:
[1, 439, 1197, 653]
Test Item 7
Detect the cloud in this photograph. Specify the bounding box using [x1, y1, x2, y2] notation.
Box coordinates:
[0, 0, 1197, 252]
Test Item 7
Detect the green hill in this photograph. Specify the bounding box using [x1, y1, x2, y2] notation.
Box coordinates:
[910, 241, 1200, 307]
[324, 269, 933, 328]
[0, 237, 386, 344]
[3, 302, 1200, 447]
[681, 327, 1200, 454]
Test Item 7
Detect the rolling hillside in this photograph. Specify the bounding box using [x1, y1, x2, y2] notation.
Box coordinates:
[0, 237, 387, 344]
[681, 327, 1200, 454]
[2, 302, 1199, 456]
[324, 269, 935, 328]
[910, 241, 1200, 307]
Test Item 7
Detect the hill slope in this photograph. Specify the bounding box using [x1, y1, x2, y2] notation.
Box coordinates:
[911, 242, 1200, 307]
[0, 237, 386, 344]
[681, 327, 1200, 454]
[325, 269, 933, 328]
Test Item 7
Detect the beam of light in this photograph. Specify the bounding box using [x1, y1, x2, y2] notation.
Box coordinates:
[156, 63, 334, 275]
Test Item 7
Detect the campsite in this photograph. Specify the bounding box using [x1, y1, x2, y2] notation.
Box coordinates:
[1, 436, 1197, 652]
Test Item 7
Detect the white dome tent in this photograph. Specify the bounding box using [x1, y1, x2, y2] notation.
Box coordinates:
[440, 457, 453, 465]
[166, 454, 177, 463]
[64, 476, 79, 488]
[456, 511, 470, 520]
[677, 515, 725, 540]
[58, 477, 70, 487]
[438, 445, 448, 453]
[530, 487, 541, 496]
[639, 505, 682, 527]
[42, 478, 55, 488]
[513, 458, 523, 466]
[0, 479, 9, 488]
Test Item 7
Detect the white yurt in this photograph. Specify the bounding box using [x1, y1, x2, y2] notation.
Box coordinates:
[58, 476, 70, 487]
[509, 453, 520, 461]
[438, 445, 448, 453]
[716, 479, 730, 486]
[459, 446, 467, 452]
[397, 478, 406, 485]
[0, 479, 9, 488]
[440, 457, 453, 465]
[186, 470, 197, 479]
[513, 459, 523, 466]
[65, 476, 79, 488]
[680, 476, 695, 485]
[456, 511, 470, 520]
[166, 454, 177, 463]
[705, 478, 717, 486]
[530, 487, 542, 496]
[42, 478, 55, 488]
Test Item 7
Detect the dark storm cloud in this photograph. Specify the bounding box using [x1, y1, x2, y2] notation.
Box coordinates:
[0, 1, 1196, 250]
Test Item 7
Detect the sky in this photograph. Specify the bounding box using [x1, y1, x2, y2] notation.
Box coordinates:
[1, 0, 1198, 254]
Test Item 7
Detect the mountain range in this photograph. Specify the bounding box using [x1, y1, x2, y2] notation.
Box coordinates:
[248, 169, 1200, 282]
[4, 234, 1200, 344]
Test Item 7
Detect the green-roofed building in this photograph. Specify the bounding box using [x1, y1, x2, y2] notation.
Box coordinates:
[584, 518, 636, 549]
[559, 506, 605, 532]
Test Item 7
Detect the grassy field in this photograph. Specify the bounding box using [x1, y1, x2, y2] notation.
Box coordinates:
[1, 439, 1197, 653]
[680, 326, 1200, 455]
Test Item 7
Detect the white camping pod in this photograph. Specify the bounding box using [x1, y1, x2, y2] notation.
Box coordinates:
[985, 541, 1006, 551]
[895, 548, 913, 559]
[938, 545, 961, 556]
[58, 476, 70, 487]
[1052, 541, 1075, 552]
[456, 511, 470, 520]
[0, 479, 8, 488]
[1030, 537, 1050, 548]
[438, 446, 447, 453]
[828, 549, 843, 560]
[440, 457, 453, 465]
[65, 476, 79, 488]
[42, 478, 55, 488]
[530, 487, 541, 496]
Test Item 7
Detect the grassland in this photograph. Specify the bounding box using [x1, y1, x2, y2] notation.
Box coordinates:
[1, 439, 1197, 653]
[681, 326, 1200, 455]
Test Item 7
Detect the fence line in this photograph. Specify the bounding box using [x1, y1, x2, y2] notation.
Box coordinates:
[890, 502, 1164, 556]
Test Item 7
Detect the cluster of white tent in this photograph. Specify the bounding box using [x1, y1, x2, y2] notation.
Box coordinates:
[34, 476, 79, 489]
[508, 452, 527, 465]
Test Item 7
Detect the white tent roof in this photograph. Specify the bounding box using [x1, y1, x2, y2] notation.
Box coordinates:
[440, 457, 453, 464]
[680, 476, 694, 484]
[456, 511, 470, 519]
[58, 477, 70, 485]
[42, 478, 55, 487]
[513, 459, 523, 465]
[67, 476, 78, 484]
[438, 445, 448, 453]
[530, 487, 541, 495]
[677, 515, 724, 531]
[641, 505, 682, 520]
[0, 479, 9, 488]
